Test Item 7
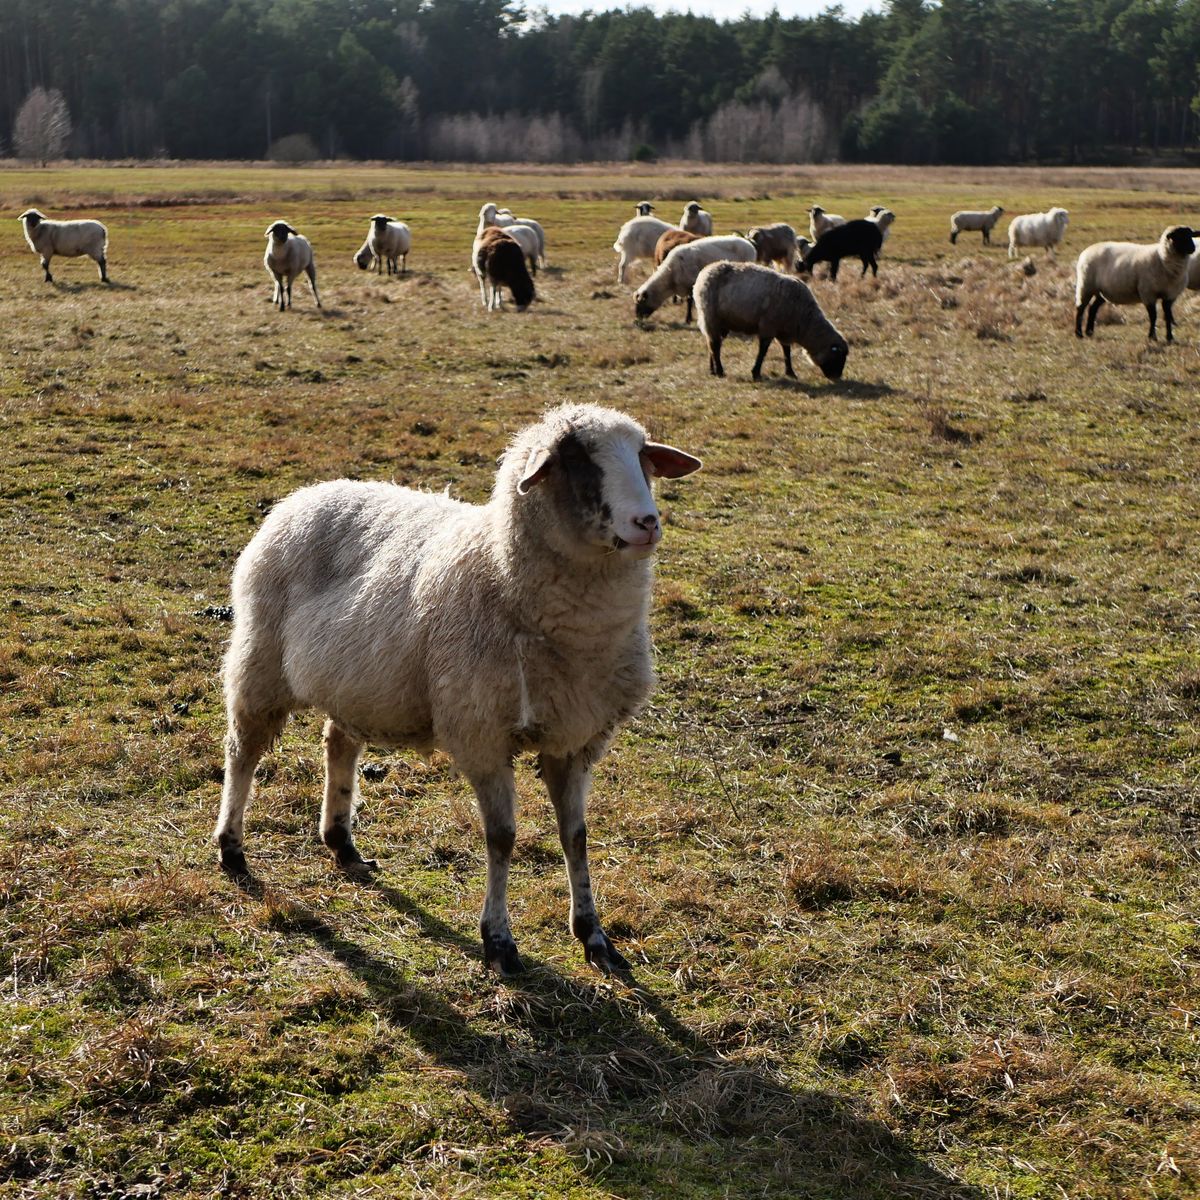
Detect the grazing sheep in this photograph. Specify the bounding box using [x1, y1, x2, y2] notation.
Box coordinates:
[635, 201, 656, 216]
[680, 201, 713, 236]
[634, 235, 757, 323]
[354, 214, 412, 275]
[868, 208, 896, 244]
[654, 228, 700, 266]
[472, 227, 535, 311]
[748, 223, 800, 272]
[1008, 207, 1069, 258]
[480, 203, 547, 267]
[613, 214, 675, 283]
[799, 219, 884, 281]
[808, 205, 846, 243]
[950, 205, 1004, 245]
[18, 208, 108, 283]
[695, 260, 848, 382]
[213, 403, 702, 977]
[264, 221, 320, 312]
[1074, 225, 1196, 342]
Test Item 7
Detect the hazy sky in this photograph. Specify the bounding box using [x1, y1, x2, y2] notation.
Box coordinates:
[540, 0, 880, 18]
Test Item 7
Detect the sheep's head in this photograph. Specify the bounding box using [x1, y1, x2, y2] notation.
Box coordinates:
[636, 201, 655, 216]
[1164, 226, 1197, 258]
[371, 214, 391, 230]
[354, 243, 374, 270]
[808, 331, 849, 381]
[479, 202, 498, 226]
[265, 221, 297, 242]
[507, 406, 701, 561]
[633, 284, 659, 321]
[809, 206, 824, 218]
[18, 209, 45, 228]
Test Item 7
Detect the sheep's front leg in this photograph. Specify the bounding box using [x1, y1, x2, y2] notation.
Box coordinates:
[779, 341, 796, 379]
[271, 272, 284, 310]
[470, 767, 522, 977]
[1163, 297, 1176, 343]
[751, 336, 772, 381]
[41, 255, 53, 283]
[1146, 301, 1158, 340]
[97, 254, 108, 283]
[321, 719, 377, 871]
[540, 753, 630, 974]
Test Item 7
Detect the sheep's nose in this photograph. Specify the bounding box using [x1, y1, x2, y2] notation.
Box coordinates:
[633, 513, 659, 532]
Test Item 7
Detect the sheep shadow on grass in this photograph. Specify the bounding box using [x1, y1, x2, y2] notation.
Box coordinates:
[50, 278, 137, 293]
[228, 868, 984, 1199]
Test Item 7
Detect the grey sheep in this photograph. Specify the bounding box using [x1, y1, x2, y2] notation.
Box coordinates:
[694, 260, 848, 381]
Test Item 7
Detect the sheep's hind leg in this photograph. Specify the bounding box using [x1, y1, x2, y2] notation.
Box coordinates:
[1085, 296, 1104, 337]
[321, 720, 377, 871]
[540, 752, 630, 975]
[215, 708, 288, 876]
[470, 767, 522, 976]
[306, 265, 321, 309]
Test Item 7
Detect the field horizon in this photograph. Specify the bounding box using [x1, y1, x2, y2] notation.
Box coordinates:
[1, 162, 1198, 1200]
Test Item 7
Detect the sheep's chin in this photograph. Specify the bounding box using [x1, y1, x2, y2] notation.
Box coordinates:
[610, 535, 659, 558]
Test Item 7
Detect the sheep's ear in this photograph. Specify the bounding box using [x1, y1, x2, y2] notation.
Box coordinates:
[642, 443, 702, 478]
[516, 446, 554, 494]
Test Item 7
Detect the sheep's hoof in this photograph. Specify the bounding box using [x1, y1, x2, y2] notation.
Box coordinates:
[585, 931, 632, 975]
[484, 935, 524, 978]
[336, 846, 380, 873]
[219, 846, 250, 878]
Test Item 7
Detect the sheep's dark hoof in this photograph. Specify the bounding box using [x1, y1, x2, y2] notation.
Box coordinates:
[584, 931, 632, 975]
[751, 370, 763, 382]
[336, 846, 380, 873]
[483, 935, 524, 978]
[219, 846, 250, 878]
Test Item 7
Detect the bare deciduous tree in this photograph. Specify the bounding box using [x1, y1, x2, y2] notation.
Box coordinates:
[13, 87, 72, 165]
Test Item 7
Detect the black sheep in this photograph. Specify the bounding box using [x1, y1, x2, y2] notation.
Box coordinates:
[800, 219, 884, 281]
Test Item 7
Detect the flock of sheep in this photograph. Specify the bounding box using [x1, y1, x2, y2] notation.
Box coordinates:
[15, 187, 1199, 976]
[16, 191, 1200, 378]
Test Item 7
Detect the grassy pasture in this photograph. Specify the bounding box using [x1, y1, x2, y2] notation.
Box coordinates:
[1, 160, 1199, 1199]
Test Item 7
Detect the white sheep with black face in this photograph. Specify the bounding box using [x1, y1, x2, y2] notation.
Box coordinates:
[1075, 225, 1196, 342]
[263, 220, 320, 312]
[354, 214, 411, 274]
[18, 208, 108, 283]
[214, 403, 702, 978]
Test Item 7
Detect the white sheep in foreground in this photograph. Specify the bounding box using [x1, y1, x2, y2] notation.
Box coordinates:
[747, 223, 800, 272]
[481, 203, 547, 267]
[1075, 225, 1196, 342]
[808, 205, 846, 242]
[354, 214, 411, 274]
[949, 205, 1004, 245]
[634, 234, 757, 323]
[213, 403, 702, 977]
[18, 209, 108, 283]
[680, 201, 714, 236]
[695, 260, 849, 382]
[264, 221, 320, 312]
[1008, 207, 1069, 258]
[612, 214, 674, 283]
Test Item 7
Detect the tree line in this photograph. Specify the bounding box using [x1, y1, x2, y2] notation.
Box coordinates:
[2, 0, 1199, 164]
